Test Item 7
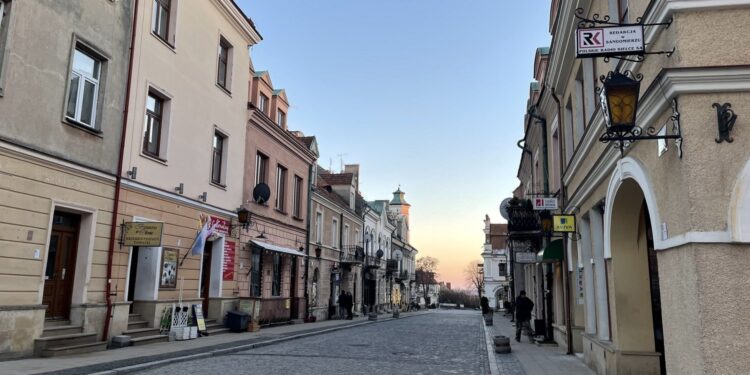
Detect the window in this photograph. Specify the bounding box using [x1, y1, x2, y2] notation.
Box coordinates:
[498, 263, 507, 277]
[355, 229, 360, 247]
[66, 48, 101, 128]
[250, 248, 261, 297]
[564, 98, 574, 164]
[271, 253, 281, 296]
[255, 152, 268, 185]
[332, 218, 339, 248]
[343, 224, 350, 248]
[276, 109, 286, 127]
[275, 165, 287, 211]
[211, 131, 226, 185]
[574, 71, 585, 146]
[143, 92, 164, 157]
[0, 0, 11, 83]
[293, 175, 303, 218]
[258, 93, 268, 114]
[315, 212, 322, 243]
[217, 37, 232, 91]
[152, 0, 171, 42]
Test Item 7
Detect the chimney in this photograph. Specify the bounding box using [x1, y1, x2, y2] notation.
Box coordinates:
[344, 164, 359, 191]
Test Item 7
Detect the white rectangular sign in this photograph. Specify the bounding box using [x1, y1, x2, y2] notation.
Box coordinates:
[515, 252, 538, 264]
[533, 197, 558, 211]
[576, 25, 644, 58]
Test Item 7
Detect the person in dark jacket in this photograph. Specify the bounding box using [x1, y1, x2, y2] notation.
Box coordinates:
[345, 291, 354, 320]
[514, 290, 534, 342]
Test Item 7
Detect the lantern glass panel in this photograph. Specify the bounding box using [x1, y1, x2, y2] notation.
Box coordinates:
[607, 86, 638, 129]
[237, 209, 249, 224]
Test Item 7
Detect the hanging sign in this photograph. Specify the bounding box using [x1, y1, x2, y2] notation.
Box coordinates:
[122, 222, 164, 247]
[209, 216, 230, 236]
[576, 25, 644, 58]
[515, 252, 538, 264]
[222, 240, 236, 280]
[533, 198, 558, 210]
[553, 215, 577, 233]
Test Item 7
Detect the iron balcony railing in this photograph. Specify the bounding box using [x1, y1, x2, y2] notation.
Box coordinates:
[507, 205, 541, 233]
[365, 255, 381, 268]
[340, 245, 364, 264]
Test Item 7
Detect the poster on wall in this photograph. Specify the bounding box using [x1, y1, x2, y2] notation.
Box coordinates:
[222, 240, 236, 280]
[160, 248, 178, 288]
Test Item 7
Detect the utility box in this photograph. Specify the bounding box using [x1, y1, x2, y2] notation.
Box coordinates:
[226, 310, 249, 332]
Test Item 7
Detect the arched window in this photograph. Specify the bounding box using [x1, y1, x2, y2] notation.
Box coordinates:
[311, 268, 320, 306]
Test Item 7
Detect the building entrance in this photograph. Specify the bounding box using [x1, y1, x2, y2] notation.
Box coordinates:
[43, 212, 80, 320]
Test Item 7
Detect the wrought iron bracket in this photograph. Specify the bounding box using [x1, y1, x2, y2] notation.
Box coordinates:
[713, 103, 738, 143]
[575, 8, 673, 29]
[599, 98, 683, 158]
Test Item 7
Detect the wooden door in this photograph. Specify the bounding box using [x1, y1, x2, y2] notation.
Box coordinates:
[43, 213, 79, 320]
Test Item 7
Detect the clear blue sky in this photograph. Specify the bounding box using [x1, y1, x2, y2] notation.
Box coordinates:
[236, 0, 552, 288]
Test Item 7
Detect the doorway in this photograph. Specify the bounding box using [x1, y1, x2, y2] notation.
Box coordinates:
[43, 211, 80, 320]
[644, 206, 666, 374]
[200, 241, 213, 313]
[127, 246, 140, 312]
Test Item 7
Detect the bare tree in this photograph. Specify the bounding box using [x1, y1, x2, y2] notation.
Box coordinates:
[464, 260, 484, 298]
[415, 256, 439, 305]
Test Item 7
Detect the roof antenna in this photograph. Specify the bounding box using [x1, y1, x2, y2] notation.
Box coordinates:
[337, 153, 347, 172]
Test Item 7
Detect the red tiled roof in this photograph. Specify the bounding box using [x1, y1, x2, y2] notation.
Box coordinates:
[490, 224, 507, 235]
[320, 173, 353, 186]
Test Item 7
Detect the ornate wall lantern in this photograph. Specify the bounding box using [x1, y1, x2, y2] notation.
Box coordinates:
[600, 70, 641, 133]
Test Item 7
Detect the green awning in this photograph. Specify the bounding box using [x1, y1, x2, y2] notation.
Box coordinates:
[537, 239, 564, 262]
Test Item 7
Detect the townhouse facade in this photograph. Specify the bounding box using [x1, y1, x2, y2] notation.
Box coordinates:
[0, 0, 133, 359]
[307, 165, 364, 321]
[481, 218, 508, 311]
[510, 1, 750, 374]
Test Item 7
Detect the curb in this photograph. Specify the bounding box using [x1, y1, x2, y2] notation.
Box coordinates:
[83, 312, 430, 375]
[481, 318, 501, 375]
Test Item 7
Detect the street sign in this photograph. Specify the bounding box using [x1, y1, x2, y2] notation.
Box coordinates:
[515, 252, 538, 264]
[533, 197, 558, 211]
[122, 222, 164, 247]
[576, 25, 644, 58]
[553, 215, 576, 233]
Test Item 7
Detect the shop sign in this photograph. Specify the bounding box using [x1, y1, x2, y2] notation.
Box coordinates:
[553, 215, 576, 233]
[160, 248, 178, 288]
[122, 222, 163, 247]
[576, 267, 585, 305]
[515, 252, 538, 264]
[192, 304, 206, 332]
[210, 216, 230, 236]
[533, 197, 558, 210]
[576, 25, 644, 58]
[222, 241, 236, 280]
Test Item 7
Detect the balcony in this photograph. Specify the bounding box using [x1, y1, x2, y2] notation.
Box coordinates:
[385, 260, 398, 275]
[340, 245, 364, 265]
[365, 255, 381, 269]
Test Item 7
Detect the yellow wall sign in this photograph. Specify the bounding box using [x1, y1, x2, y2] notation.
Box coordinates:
[553, 215, 576, 233]
[122, 222, 164, 247]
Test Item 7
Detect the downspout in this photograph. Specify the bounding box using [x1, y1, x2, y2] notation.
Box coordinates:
[303, 164, 313, 319]
[516, 139, 534, 192]
[551, 87, 574, 355]
[103, 0, 139, 343]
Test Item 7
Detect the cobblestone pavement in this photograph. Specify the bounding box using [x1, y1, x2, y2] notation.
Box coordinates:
[136, 310, 510, 375]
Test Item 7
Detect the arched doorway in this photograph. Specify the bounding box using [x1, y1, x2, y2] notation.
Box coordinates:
[608, 178, 665, 374]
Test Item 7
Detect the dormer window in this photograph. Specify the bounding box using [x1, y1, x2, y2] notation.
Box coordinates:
[276, 109, 286, 128]
[258, 93, 268, 115]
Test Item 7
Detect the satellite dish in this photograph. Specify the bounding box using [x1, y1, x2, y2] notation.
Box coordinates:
[392, 249, 403, 261]
[376, 249, 384, 258]
[253, 183, 271, 204]
[500, 198, 512, 220]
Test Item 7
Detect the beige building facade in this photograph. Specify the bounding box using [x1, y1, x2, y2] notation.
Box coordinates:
[0, 0, 132, 358]
[512, 1, 750, 374]
[112, 0, 261, 336]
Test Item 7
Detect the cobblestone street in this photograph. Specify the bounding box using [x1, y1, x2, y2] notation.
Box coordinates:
[136, 310, 508, 375]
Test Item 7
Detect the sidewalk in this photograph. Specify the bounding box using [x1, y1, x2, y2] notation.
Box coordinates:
[487, 312, 594, 375]
[2, 311, 430, 375]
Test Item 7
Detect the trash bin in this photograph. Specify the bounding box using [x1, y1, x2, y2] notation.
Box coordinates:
[226, 310, 249, 332]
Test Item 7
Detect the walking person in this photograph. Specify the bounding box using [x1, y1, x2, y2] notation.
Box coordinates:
[338, 290, 346, 319]
[514, 290, 534, 342]
[345, 291, 354, 320]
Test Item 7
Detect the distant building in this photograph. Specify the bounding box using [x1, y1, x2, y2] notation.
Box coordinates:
[481, 216, 508, 310]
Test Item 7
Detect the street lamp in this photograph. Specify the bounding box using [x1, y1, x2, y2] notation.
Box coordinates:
[600, 70, 641, 133]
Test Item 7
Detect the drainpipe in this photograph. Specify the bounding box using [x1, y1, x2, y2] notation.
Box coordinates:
[103, 0, 139, 343]
[551, 87, 574, 355]
[303, 164, 313, 319]
[516, 139, 534, 192]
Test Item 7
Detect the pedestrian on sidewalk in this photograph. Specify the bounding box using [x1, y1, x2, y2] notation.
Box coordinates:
[345, 291, 354, 320]
[514, 290, 534, 342]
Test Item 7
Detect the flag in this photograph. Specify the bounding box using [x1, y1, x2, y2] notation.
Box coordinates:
[190, 220, 217, 256]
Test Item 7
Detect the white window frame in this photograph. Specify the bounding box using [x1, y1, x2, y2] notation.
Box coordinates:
[343, 224, 350, 248]
[276, 109, 285, 127]
[332, 218, 339, 248]
[66, 48, 101, 128]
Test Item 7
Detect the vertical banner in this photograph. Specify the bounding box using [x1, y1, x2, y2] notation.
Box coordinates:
[223, 240, 236, 280]
[576, 267, 585, 305]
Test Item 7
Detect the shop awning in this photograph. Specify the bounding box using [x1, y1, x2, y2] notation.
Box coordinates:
[537, 239, 564, 263]
[250, 240, 307, 257]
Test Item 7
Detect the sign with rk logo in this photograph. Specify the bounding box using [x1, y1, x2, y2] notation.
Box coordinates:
[576, 25, 644, 58]
[580, 29, 604, 48]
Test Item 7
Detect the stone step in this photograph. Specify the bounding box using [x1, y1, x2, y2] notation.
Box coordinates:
[206, 327, 230, 335]
[44, 319, 71, 328]
[127, 320, 149, 330]
[42, 324, 83, 337]
[128, 313, 143, 322]
[130, 334, 169, 346]
[123, 327, 162, 339]
[41, 341, 107, 358]
[34, 332, 98, 355]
